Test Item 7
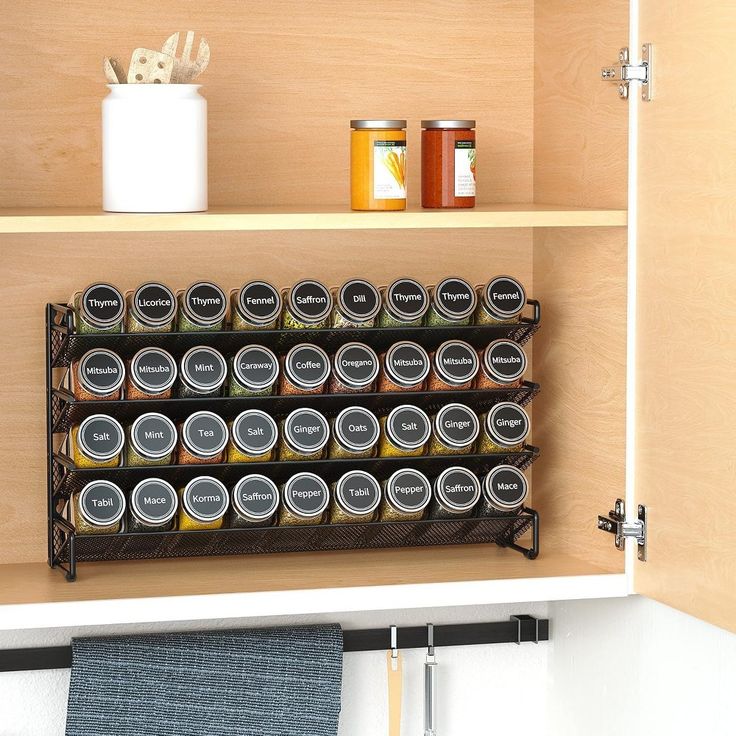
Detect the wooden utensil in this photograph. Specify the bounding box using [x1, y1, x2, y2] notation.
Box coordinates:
[103, 57, 126, 84]
[127, 48, 173, 84]
[163, 31, 210, 83]
[386, 626, 402, 736]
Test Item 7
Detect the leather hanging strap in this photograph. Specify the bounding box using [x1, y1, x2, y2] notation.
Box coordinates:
[386, 649, 403, 736]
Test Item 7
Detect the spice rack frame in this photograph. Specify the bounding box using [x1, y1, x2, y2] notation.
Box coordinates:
[46, 302, 541, 581]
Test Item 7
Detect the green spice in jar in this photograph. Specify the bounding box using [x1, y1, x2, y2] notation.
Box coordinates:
[279, 408, 330, 461]
[229, 345, 280, 397]
[379, 468, 431, 522]
[279, 472, 330, 526]
[331, 279, 382, 328]
[480, 465, 529, 516]
[429, 467, 481, 519]
[72, 480, 126, 535]
[478, 402, 530, 454]
[329, 470, 381, 523]
[377, 278, 429, 328]
[229, 474, 279, 528]
[378, 405, 431, 458]
[426, 277, 477, 327]
[177, 281, 227, 332]
[178, 476, 229, 531]
[231, 280, 282, 330]
[177, 411, 228, 464]
[72, 348, 125, 401]
[129, 478, 178, 532]
[227, 409, 278, 463]
[179, 345, 227, 398]
[426, 340, 479, 392]
[328, 406, 380, 459]
[282, 279, 333, 329]
[377, 341, 430, 392]
[126, 412, 177, 466]
[71, 414, 124, 468]
[475, 276, 526, 325]
[126, 282, 177, 333]
[476, 340, 527, 390]
[126, 347, 178, 400]
[328, 342, 380, 393]
[280, 343, 330, 395]
[428, 403, 480, 456]
[73, 283, 125, 334]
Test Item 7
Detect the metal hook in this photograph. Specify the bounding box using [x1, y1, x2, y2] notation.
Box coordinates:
[426, 623, 435, 658]
[390, 625, 399, 671]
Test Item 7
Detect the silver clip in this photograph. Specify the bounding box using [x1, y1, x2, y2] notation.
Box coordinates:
[426, 623, 435, 661]
[390, 625, 399, 671]
[424, 623, 437, 736]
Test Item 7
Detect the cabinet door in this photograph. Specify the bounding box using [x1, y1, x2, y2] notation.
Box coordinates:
[635, 1, 736, 632]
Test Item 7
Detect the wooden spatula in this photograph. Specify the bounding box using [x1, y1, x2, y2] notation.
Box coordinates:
[127, 48, 173, 84]
[163, 31, 210, 83]
[103, 57, 126, 83]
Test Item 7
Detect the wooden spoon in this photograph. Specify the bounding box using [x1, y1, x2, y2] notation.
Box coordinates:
[163, 31, 210, 83]
[103, 57, 126, 84]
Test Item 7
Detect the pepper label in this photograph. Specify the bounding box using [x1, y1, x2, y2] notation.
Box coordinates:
[388, 469, 431, 512]
[285, 473, 329, 516]
[454, 140, 476, 197]
[373, 140, 406, 200]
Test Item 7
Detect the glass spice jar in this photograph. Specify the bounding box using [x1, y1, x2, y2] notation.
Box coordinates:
[379, 468, 432, 522]
[329, 470, 381, 524]
[421, 120, 476, 209]
[377, 278, 430, 328]
[328, 406, 380, 459]
[177, 411, 228, 465]
[73, 283, 125, 334]
[127, 347, 177, 400]
[227, 409, 279, 463]
[429, 467, 481, 519]
[426, 277, 477, 327]
[279, 472, 330, 526]
[428, 403, 480, 456]
[128, 478, 178, 532]
[377, 341, 430, 392]
[280, 343, 331, 395]
[282, 279, 333, 329]
[126, 282, 177, 333]
[125, 412, 177, 466]
[229, 474, 279, 528]
[229, 345, 280, 397]
[478, 402, 530, 454]
[177, 281, 227, 332]
[279, 408, 330, 461]
[70, 414, 124, 468]
[480, 465, 529, 516]
[476, 340, 527, 390]
[328, 342, 380, 394]
[179, 345, 227, 398]
[231, 280, 282, 330]
[178, 476, 229, 531]
[71, 348, 125, 401]
[331, 279, 382, 327]
[350, 120, 407, 211]
[378, 405, 431, 458]
[427, 340, 479, 392]
[72, 480, 126, 535]
[475, 276, 526, 325]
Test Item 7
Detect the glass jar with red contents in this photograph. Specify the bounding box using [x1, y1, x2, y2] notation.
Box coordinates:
[421, 120, 476, 209]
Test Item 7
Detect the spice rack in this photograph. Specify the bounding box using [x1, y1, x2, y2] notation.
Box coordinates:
[46, 301, 541, 581]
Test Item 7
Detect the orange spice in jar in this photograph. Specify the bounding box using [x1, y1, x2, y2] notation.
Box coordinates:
[126, 347, 177, 400]
[427, 340, 479, 392]
[177, 411, 228, 465]
[71, 348, 125, 401]
[328, 342, 380, 394]
[280, 343, 331, 395]
[421, 121, 476, 209]
[476, 340, 527, 390]
[377, 341, 430, 393]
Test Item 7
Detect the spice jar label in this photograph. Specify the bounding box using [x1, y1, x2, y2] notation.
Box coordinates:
[131, 413, 177, 459]
[485, 465, 528, 508]
[337, 471, 381, 515]
[181, 346, 227, 391]
[183, 412, 228, 456]
[435, 403, 480, 447]
[373, 140, 407, 199]
[79, 349, 125, 394]
[335, 407, 380, 452]
[81, 283, 125, 327]
[435, 340, 479, 383]
[183, 477, 229, 521]
[487, 402, 530, 446]
[232, 410, 278, 455]
[285, 473, 329, 517]
[338, 279, 381, 322]
[388, 469, 431, 512]
[454, 141, 476, 197]
[386, 342, 430, 385]
[436, 467, 480, 510]
[484, 276, 526, 319]
[131, 348, 177, 393]
[386, 405, 431, 449]
[79, 480, 125, 526]
[334, 343, 379, 387]
[238, 281, 282, 324]
[434, 277, 477, 320]
[289, 280, 333, 323]
[184, 282, 227, 325]
[133, 282, 176, 326]
[78, 415, 124, 460]
[131, 478, 177, 524]
[286, 344, 330, 388]
[234, 345, 279, 389]
[386, 279, 429, 321]
[484, 340, 526, 382]
[234, 475, 279, 519]
[285, 409, 329, 452]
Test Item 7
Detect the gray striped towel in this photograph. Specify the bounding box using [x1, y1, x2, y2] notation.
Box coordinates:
[65, 624, 343, 736]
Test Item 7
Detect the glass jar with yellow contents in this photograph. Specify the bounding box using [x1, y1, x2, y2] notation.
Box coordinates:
[378, 341, 430, 393]
[475, 276, 526, 325]
[480, 465, 529, 516]
[478, 402, 530, 454]
[378, 405, 431, 458]
[428, 467, 481, 519]
[279, 408, 330, 461]
[71, 348, 125, 401]
[231, 280, 282, 331]
[475, 340, 527, 390]
[328, 406, 380, 459]
[329, 470, 381, 524]
[177, 411, 228, 465]
[71, 480, 126, 535]
[129, 478, 178, 532]
[126, 412, 177, 466]
[428, 403, 479, 456]
[229, 475, 279, 528]
[178, 476, 229, 531]
[227, 409, 278, 463]
[127, 347, 178, 400]
[70, 414, 124, 468]
[279, 472, 330, 526]
[378, 468, 432, 522]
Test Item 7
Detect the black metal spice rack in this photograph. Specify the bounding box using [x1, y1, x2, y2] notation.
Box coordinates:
[46, 300, 541, 581]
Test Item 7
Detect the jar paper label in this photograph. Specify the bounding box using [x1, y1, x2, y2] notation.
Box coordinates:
[374, 141, 407, 200]
[454, 141, 476, 197]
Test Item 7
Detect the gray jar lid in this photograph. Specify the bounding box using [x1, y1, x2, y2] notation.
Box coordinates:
[385, 469, 432, 514]
[483, 465, 528, 510]
[80, 283, 125, 328]
[77, 414, 124, 462]
[384, 341, 430, 387]
[432, 277, 478, 321]
[131, 282, 177, 327]
[334, 406, 380, 453]
[130, 412, 177, 460]
[233, 474, 279, 521]
[337, 279, 382, 322]
[336, 471, 381, 516]
[434, 467, 481, 512]
[181, 345, 227, 392]
[433, 340, 479, 385]
[385, 404, 431, 451]
[351, 119, 407, 129]
[287, 279, 333, 324]
[333, 342, 379, 389]
[78, 480, 126, 527]
[482, 340, 527, 384]
[130, 478, 178, 526]
[283, 473, 330, 519]
[182, 476, 229, 522]
[421, 120, 476, 129]
[130, 347, 178, 394]
[233, 345, 279, 390]
[485, 402, 530, 447]
[182, 281, 227, 326]
[78, 348, 125, 395]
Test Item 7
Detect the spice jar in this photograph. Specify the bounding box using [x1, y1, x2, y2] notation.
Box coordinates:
[427, 340, 479, 391]
[429, 467, 481, 519]
[177, 281, 227, 332]
[126, 282, 177, 332]
[421, 120, 476, 209]
[227, 409, 279, 463]
[72, 480, 126, 535]
[377, 341, 430, 392]
[229, 345, 279, 397]
[280, 343, 331, 395]
[329, 342, 380, 394]
[70, 414, 124, 468]
[350, 120, 407, 211]
[126, 412, 177, 466]
[229, 474, 279, 528]
[426, 277, 477, 326]
[476, 340, 527, 390]
[378, 405, 431, 458]
[475, 276, 526, 324]
[73, 283, 125, 334]
[128, 478, 178, 532]
[179, 345, 227, 398]
[177, 411, 228, 464]
[379, 468, 431, 522]
[231, 280, 282, 330]
[329, 470, 381, 524]
[282, 279, 333, 329]
[279, 472, 330, 526]
[328, 406, 380, 459]
[71, 348, 125, 401]
[428, 403, 480, 456]
[331, 279, 382, 327]
[279, 408, 330, 461]
[478, 402, 530, 454]
[178, 476, 229, 531]
[127, 347, 177, 400]
[480, 465, 529, 516]
[377, 278, 429, 327]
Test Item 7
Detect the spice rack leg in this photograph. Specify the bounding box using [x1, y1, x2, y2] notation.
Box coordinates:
[497, 508, 539, 560]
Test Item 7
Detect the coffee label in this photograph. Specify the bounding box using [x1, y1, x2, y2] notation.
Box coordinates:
[337, 471, 381, 515]
[387, 469, 431, 512]
[284, 473, 329, 517]
[81, 283, 124, 327]
[234, 345, 279, 390]
[79, 480, 125, 527]
[232, 410, 278, 455]
[131, 479, 177, 525]
[334, 343, 379, 388]
[487, 402, 530, 446]
[289, 280, 332, 322]
[334, 407, 380, 451]
[78, 414, 124, 461]
[285, 408, 329, 452]
[434, 277, 477, 320]
[485, 465, 528, 509]
[435, 403, 479, 448]
[131, 347, 177, 393]
[386, 278, 429, 320]
[386, 342, 430, 385]
[435, 340, 479, 384]
[386, 405, 431, 450]
[183, 412, 228, 457]
[436, 467, 480, 511]
[183, 477, 229, 521]
[233, 475, 279, 520]
[484, 340, 526, 382]
[181, 346, 227, 391]
[285, 344, 330, 388]
[131, 413, 177, 459]
[484, 276, 525, 318]
[132, 282, 176, 326]
[79, 349, 125, 394]
[338, 279, 381, 321]
[184, 282, 227, 325]
[237, 281, 282, 324]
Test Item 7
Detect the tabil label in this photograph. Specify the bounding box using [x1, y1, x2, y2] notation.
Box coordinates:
[454, 140, 476, 197]
[79, 481, 125, 526]
[337, 471, 381, 514]
[373, 140, 406, 200]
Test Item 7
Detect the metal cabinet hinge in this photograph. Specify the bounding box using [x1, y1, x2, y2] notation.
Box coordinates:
[601, 44, 653, 101]
[598, 499, 647, 561]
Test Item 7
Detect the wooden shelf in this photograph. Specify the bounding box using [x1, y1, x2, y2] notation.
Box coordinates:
[0, 204, 627, 234]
